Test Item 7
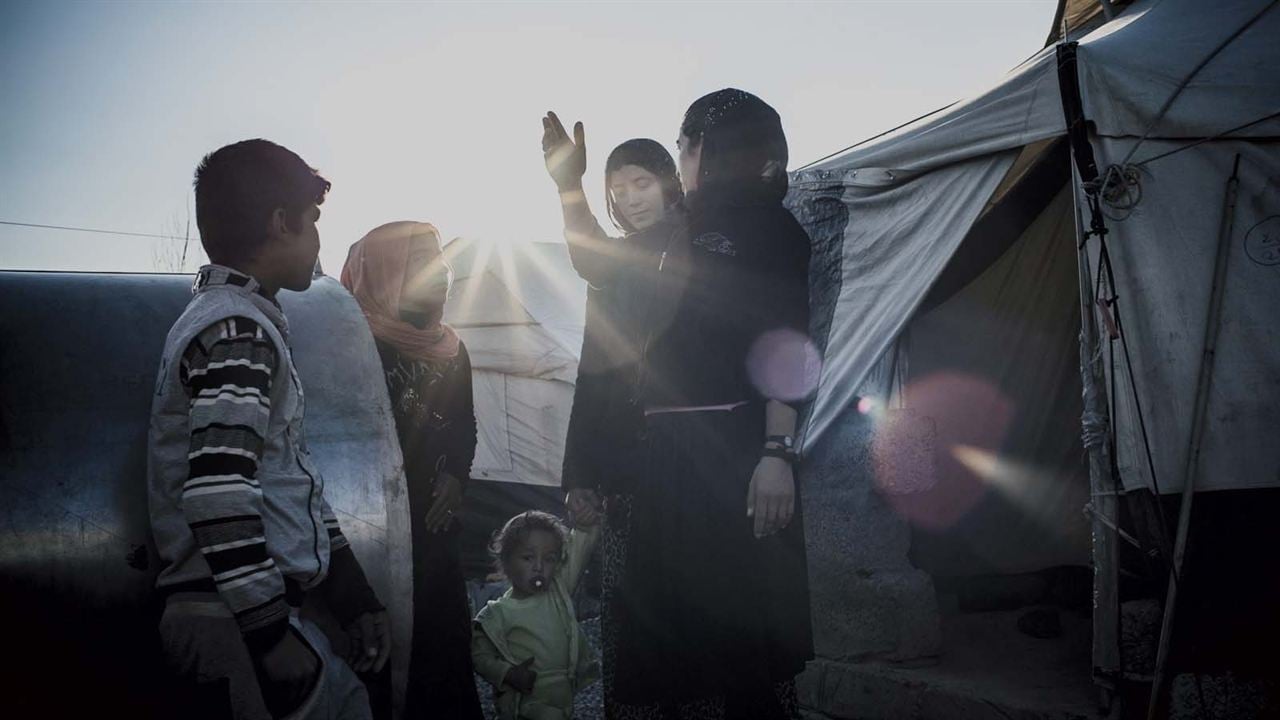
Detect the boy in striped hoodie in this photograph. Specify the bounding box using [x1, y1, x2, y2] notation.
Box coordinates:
[148, 139, 387, 719]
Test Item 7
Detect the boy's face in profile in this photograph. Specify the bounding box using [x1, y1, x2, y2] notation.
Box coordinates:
[277, 203, 322, 292]
[506, 529, 562, 598]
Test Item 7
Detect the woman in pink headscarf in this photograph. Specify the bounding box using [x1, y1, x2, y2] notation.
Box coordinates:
[342, 221, 483, 719]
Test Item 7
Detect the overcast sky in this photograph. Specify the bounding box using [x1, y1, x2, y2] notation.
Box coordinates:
[0, 0, 1055, 275]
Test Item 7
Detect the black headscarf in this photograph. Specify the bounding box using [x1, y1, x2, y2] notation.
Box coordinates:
[680, 88, 789, 211]
[604, 138, 684, 234]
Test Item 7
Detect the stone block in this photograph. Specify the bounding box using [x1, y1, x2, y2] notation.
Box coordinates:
[1119, 598, 1160, 678]
[1169, 673, 1279, 720]
[809, 568, 941, 661]
[803, 408, 941, 661]
[799, 659, 1094, 720]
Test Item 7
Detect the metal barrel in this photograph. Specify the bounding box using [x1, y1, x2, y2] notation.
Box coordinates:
[0, 271, 411, 717]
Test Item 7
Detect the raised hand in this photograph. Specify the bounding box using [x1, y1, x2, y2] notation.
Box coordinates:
[541, 111, 587, 192]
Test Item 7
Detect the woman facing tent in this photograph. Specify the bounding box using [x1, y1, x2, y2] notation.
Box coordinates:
[341, 222, 484, 719]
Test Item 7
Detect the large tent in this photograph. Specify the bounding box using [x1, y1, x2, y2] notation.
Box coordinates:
[791, 0, 1279, 492]
[786, 0, 1279, 702]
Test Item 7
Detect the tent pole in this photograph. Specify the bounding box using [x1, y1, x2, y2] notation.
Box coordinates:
[1072, 162, 1121, 715]
[1146, 154, 1242, 720]
[1061, 40, 1120, 713]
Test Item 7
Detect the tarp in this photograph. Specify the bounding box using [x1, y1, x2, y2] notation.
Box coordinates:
[1077, 0, 1280, 139]
[789, 0, 1280, 495]
[1082, 138, 1280, 494]
[443, 238, 586, 487]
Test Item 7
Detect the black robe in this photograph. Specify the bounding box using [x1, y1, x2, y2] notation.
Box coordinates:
[612, 199, 816, 714]
[560, 210, 688, 497]
[378, 340, 483, 720]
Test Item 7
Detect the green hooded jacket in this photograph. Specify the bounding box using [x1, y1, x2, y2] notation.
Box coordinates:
[472, 526, 601, 720]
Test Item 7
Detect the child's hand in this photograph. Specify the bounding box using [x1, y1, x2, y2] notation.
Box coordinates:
[504, 656, 537, 694]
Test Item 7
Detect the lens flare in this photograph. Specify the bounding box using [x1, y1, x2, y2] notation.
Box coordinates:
[873, 372, 1013, 530]
[746, 328, 821, 402]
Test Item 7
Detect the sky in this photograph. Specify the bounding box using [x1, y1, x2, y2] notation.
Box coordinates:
[0, 0, 1056, 276]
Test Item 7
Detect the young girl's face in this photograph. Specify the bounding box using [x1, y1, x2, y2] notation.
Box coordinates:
[506, 528, 562, 598]
[608, 164, 666, 231]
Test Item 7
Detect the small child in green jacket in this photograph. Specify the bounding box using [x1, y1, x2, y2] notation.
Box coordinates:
[472, 510, 600, 720]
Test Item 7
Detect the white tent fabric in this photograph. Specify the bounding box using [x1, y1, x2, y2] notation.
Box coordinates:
[1077, 0, 1280, 139]
[1083, 138, 1280, 494]
[806, 47, 1065, 179]
[444, 239, 586, 487]
[790, 154, 1017, 445]
[791, 0, 1279, 494]
[791, 41, 1068, 448]
[1077, 0, 1280, 493]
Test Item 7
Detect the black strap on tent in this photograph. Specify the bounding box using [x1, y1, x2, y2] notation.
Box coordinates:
[1057, 42, 1112, 250]
[1057, 43, 1098, 183]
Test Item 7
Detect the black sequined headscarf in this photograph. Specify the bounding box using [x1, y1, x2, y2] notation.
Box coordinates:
[680, 88, 788, 210]
[604, 138, 683, 234]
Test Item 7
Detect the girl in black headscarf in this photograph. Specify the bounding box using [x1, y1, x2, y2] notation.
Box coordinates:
[610, 89, 815, 719]
[541, 117, 688, 719]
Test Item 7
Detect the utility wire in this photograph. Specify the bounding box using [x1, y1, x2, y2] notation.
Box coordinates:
[0, 220, 194, 242]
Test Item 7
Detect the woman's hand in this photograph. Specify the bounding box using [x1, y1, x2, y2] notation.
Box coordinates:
[541, 111, 587, 192]
[565, 488, 602, 527]
[747, 456, 795, 538]
[425, 472, 462, 533]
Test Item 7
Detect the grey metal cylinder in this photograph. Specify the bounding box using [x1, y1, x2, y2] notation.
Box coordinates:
[0, 271, 412, 717]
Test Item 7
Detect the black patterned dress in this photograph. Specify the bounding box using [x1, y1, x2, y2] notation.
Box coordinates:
[609, 199, 814, 720]
[561, 212, 687, 720]
[378, 340, 484, 720]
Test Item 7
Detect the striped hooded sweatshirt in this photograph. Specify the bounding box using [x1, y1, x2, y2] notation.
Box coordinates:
[148, 265, 368, 653]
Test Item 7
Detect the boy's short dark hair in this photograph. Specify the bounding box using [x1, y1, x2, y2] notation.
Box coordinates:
[193, 139, 330, 265]
[489, 510, 568, 573]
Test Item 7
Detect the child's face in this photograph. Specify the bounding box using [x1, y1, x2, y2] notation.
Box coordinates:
[505, 529, 562, 598]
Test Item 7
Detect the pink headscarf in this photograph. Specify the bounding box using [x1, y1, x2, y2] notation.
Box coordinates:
[341, 221, 460, 363]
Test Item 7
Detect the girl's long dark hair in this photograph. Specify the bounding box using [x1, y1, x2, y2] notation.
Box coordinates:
[604, 138, 683, 234]
[680, 88, 788, 209]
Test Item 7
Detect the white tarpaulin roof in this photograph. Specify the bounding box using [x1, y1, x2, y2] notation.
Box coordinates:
[1077, 0, 1280, 139]
[790, 0, 1280, 493]
[444, 239, 586, 486]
